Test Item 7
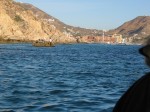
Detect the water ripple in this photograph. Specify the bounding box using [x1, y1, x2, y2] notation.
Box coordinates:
[0, 43, 148, 112]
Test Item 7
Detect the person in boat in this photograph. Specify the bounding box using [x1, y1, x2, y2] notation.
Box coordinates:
[113, 38, 150, 112]
[49, 37, 53, 45]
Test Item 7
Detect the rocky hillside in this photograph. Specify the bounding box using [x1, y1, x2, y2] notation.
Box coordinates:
[0, 0, 50, 40]
[109, 16, 150, 43]
[19, 2, 102, 36]
[0, 0, 102, 43]
[1, 0, 149, 44]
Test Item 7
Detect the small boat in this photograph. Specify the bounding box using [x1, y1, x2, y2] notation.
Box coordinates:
[32, 39, 54, 47]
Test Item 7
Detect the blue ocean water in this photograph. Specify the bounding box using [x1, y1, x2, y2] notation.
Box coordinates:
[0, 43, 149, 112]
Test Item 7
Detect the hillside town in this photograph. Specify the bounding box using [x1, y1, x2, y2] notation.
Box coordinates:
[63, 31, 131, 44]
[78, 33, 128, 44]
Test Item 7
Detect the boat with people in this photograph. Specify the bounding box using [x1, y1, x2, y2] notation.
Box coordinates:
[32, 39, 54, 47]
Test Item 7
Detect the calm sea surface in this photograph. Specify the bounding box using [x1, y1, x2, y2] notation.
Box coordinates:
[0, 43, 149, 112]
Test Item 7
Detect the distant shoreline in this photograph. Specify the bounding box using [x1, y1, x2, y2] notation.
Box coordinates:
[0, 38, 32, 44]
[0, 38, 142, 46]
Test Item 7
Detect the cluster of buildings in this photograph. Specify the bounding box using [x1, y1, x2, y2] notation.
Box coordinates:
[62, 29, 130, 44]
[83, 34, 128, 44]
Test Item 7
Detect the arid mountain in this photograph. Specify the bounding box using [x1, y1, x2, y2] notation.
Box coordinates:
[109, 16, 150, 42]
[1, 0, 150, 44]
[0, 0, 102, 43]
[19, 2, 102, 36]
[0, 0, 45, 39]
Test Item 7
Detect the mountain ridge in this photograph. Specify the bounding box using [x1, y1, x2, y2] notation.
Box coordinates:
[19, 2, 102, 36]
[0, 0, 150, 44]
[109, 16, 150, 42]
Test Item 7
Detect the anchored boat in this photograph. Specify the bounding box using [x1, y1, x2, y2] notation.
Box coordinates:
[32, 39, 54, 47]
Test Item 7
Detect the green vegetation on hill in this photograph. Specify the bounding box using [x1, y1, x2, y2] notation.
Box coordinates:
[14, 15, 24, 22]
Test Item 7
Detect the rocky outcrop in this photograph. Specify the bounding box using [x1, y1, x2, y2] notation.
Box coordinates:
[0, 0, 76, 43]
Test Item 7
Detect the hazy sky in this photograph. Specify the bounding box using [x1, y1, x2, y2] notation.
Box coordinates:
[15, 0, 150, 30]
